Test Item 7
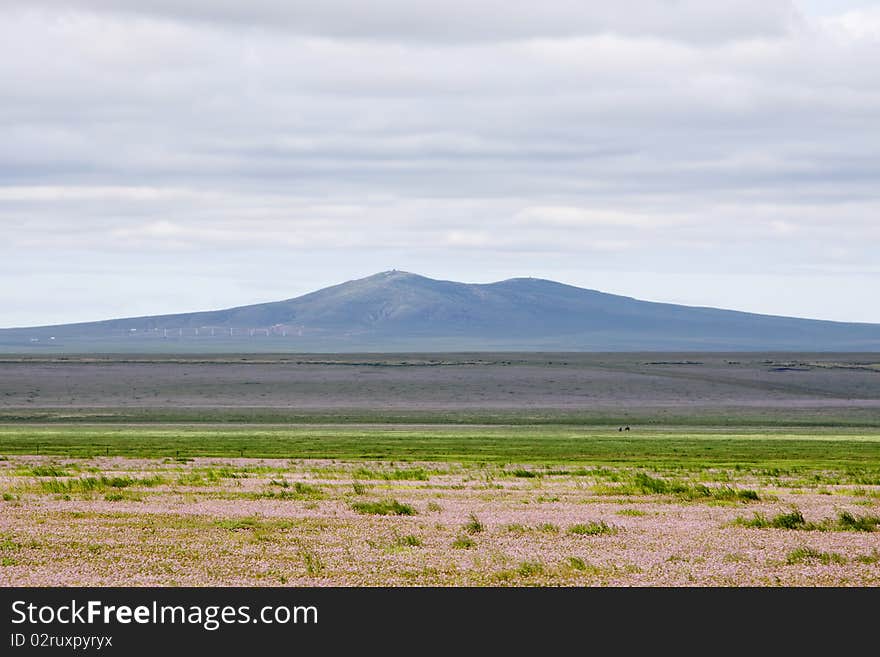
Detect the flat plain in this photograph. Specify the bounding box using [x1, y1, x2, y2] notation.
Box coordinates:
[0, 353, 878, 586]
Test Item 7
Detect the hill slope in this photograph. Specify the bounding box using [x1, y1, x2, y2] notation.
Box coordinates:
[3, 271, 880, 351]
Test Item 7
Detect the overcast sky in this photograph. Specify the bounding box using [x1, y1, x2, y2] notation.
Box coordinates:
[2, 1, 879, 327]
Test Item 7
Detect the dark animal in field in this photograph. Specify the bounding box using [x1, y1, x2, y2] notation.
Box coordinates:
[625, 426, 630, 431]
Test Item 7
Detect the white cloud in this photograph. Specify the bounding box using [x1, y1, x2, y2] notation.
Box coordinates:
[769, 220, 798, 236]
[0, 186, 214, 202]
[5, 1, 800, 43]
[1, 2, 879, 324]
[514, 207, 688, 229]
[820, 8, 880, 40]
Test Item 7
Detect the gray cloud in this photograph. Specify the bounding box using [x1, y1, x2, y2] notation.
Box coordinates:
[1, 2, 880, 325]
[6, 1, 802, 43]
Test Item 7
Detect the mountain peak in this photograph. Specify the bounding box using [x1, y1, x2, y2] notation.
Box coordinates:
[376, 269, 416, 278]
[3, 271, 880, 351]
[361, 270, 425, 283]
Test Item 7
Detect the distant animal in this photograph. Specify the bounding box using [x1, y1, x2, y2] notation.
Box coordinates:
[618, 427, 623, 432]
[625, 426, 631, 431]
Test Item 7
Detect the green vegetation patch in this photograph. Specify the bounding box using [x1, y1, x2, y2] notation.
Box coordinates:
[569, 521, 617, 536]
[20, 465, 71, 477]
[251, 482, 325, 501]
[39, 475, 163, 494]
[394, 534, 422, 547]
[510, 468, 541, 478]
[786, 547, 846, 565]
[452, 535, 476, 549]
[350, 499, 416, 516]
[353, 467, 431, 481]
[175, 468, 244, 486]
[734, 509, 879, 532]
[3, 426, 879, 472]
[595, 471, 761, 502]
[463, 513, 484, 535]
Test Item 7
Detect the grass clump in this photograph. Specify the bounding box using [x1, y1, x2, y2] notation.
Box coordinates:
[353, 467, 429, 481]
[835, 511, 880, 532]
[350, 499, 416, 516]
[103, 491, 142, 502]
[598, 472, 760, 503]
[569, 521, 617, 536]
[617, 509, 648, 517]
[786, 547, 846, 565]
[176, 468, 243, 486]
[214, 518, 264, 531]
[734, 509, 808, 530]
[633, 472, 675, 494]
[722, 553, 749, 563]
[517, 561, 544, 577]
[713, 487, 760, 502]
[39, 475, 162, 494]
[293, 481, 323, 496]
[258, 481, 324, 501]
[452, 535, 475, 549]
[176, 473, 208, 486]
[735, 509, 879, 532]
[855, 550, 880, 564]
[566, 556, 588, 571]
[299, 548, 324, 576]
[771, 510, 808, 529]
[395, 534, 422, 547]
[26, 465, 71, 477]
[463, 513, 484, 534]
[511, 468, 540, 479]
[0, 534, 21, 552]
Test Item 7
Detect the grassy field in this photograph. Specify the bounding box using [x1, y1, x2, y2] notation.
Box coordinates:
[2, 446, 878, 586]
[3, 425, 879, 586]
[2, 425, 880, 472]
[1, 352, 877, 586]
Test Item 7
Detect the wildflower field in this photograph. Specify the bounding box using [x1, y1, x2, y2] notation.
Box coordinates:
[1, 425, 878, 586]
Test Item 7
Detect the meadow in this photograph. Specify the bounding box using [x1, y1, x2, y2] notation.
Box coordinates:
[1, 425, 880, 468]
[0, 353, 878, 586]
[1, 425, 879, 586]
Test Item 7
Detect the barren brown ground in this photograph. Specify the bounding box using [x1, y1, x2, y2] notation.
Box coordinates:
[2, 353, 878, 413]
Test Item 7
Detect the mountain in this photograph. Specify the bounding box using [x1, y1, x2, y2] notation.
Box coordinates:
[3, 270, 880, 351]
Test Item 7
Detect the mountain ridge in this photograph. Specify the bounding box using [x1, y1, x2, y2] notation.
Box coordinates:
[3, 270, 879, 351]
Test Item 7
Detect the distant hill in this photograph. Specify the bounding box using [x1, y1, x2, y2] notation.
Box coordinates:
[3, 270, 880, 351]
